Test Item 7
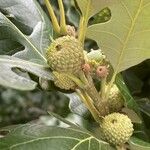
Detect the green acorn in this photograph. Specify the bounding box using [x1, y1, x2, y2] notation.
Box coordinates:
[46, 36, 85, 74]
[53, 71, 76, 90]
[101, 113, 134, 146]
[108, 84, 124, 113]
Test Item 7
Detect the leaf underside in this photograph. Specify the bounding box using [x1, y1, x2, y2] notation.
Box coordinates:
[0, 0, 53, 90]
[0, 55, 53, 90]
[87, 0, 150, 73]
[75, 0, 111, 19]
[0, 0, 53, 66]
[66, 93, 89, 117]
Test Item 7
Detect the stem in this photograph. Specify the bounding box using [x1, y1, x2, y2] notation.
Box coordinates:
[65, 74, 85, 89]
[85, 73, 101, 105]
[105, 73, 116, 101]
[79, 71, 89, 85]
[76, 89, 101, 123]
[44, 0, 60, 33]
[58, 0, 67, 34]
[100, 77, 107, 100]
[85, 73, 110, 116]
[78, 16, 84, 42]
[78, 0, 91, 44]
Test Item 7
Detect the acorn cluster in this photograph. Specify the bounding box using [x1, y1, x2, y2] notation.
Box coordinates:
[43, 1, 135, 148]
[46, 36, 134, 147]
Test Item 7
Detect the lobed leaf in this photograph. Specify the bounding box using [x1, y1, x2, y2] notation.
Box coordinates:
[0, 55, 53, 90]
[75, 0, 111, 19]
[0, 0, 52, 65]
[87, 0, 150, 73]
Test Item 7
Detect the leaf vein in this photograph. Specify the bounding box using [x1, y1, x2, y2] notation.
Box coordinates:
[120, 0, 133, 22]
[10, 136, 80, 150]
[95, 30, 124, 45]
[71, 137, 93, 150]
[131, 29, 150, 36]
[109, 0, 143, 84]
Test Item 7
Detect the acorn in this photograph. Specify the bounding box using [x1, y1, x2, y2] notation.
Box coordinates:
[53, 71, 76, 90]
[46, 36, 85, 74]
[108, 84, 124, 113]
[101, 113, 134, 146]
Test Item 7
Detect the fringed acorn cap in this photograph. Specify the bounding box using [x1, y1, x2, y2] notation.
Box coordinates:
[46, 36, 85, 74]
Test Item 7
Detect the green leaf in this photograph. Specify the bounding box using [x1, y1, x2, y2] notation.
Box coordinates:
[87, 1, 150, 73]
[136, 98, 150, 117]
[0, 55, 53, 90]
[129, 137, 150, 150]
[0, 0, 52, 65]
[116, 74, 140, 114]
[75, 0, 110, 19]
[116, 75, 148, 138]
[121, 108, 142, 124]
[0, 123, 114, 150]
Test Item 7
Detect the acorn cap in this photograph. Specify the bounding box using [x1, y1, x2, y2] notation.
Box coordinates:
[101, 113, 134, 146]
[46, 36, 85, 74]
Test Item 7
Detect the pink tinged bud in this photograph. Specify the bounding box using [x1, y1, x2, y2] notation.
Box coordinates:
[82, 63, 91, 73]
[66, 25, 76, 37]
[96, 66, 108, 78]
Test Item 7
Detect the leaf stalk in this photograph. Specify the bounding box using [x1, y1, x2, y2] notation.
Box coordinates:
[58, 0, 67, 34]
[44, 0, 60, 33]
